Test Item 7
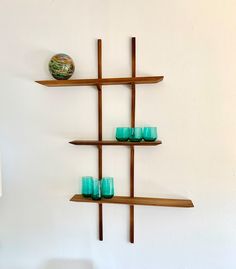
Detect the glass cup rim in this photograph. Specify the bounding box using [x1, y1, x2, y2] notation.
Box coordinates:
[102, 177, 114, 181]
[82, 176, 93, 179]
[116, 127, 130, 129]
[143, 127, 157, 129]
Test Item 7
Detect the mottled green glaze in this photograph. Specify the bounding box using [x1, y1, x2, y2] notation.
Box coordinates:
[49, 53, 75, 80]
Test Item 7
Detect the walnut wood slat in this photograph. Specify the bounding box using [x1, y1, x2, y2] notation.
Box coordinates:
[131, 37, 136, 127]
[69, 140, 162, 146]
[70, 195, 194, 208]
[97, 39, 103, 241]
[130, 37, 136, 243]
[130, 146, 135, 243]
[35, 76, 163, 87]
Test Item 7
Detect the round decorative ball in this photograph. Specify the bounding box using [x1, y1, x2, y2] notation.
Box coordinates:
[49, 53, 75, 80]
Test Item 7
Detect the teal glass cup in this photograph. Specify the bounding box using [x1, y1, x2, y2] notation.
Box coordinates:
[143, 127, 158, 141]
[82, 176, 93, 197]
[116, 127, 131, 141]
[92, 179, 101, 200]
[129, 127, 143, 142]
[101, 177, 114, 199]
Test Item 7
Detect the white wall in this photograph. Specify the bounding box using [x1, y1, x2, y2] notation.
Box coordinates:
[0, 0, 236, 268]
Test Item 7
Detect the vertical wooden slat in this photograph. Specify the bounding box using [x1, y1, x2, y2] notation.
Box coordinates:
[97, 39, 103, 241]
[130, 145, 135, 243]
[131, 37, 136, 127]
[130, 37, 136, 243]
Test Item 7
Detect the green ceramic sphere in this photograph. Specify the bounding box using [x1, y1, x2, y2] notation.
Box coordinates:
[49, 53, 75, 80]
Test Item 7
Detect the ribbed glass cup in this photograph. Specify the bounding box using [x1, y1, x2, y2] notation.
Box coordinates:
[143, 127, 158, 141]
[82, 176, 93, 197]
[101, 177, 114, 199]
[116, 127, 131, 141]
[92, 179, 101, 200]
[129, 127, 143, 142]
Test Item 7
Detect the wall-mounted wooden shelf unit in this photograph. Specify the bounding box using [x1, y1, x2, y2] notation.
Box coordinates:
[36, 37, 193, 244]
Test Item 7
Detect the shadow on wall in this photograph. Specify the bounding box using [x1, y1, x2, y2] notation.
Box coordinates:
[43, 259, 94, 269]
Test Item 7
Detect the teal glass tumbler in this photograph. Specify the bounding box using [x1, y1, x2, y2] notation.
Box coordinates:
[129, 127, 143, 142]
[101, 177, 114, 199]
[143, 127, 158, 141]
[116, 127, 131, 141]
[82, 176, 93, 197]
[92, 179, 101, 200]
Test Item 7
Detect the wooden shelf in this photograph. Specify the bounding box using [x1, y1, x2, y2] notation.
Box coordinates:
[35, 76, 164, 87]
[69, 140, 162, 146]
[70, 195, 194, 208]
